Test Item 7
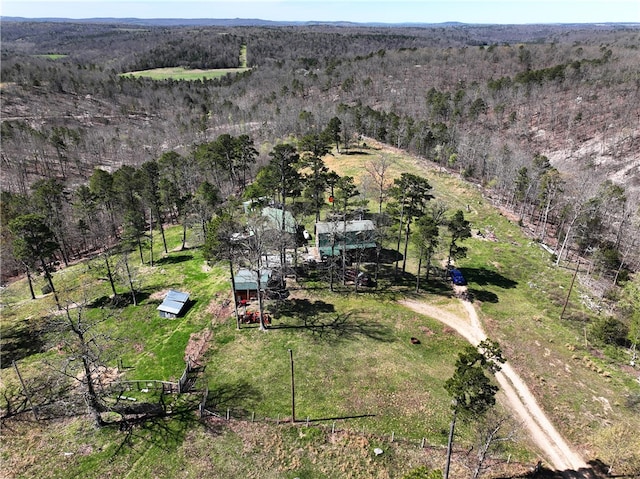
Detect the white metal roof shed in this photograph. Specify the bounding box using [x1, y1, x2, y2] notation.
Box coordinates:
[157, 290, 190, 318]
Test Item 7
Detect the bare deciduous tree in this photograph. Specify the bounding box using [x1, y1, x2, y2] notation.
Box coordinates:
[465, 412, 519, 479]
[364, 155, 392, 216]
[45, 304, 114, 427]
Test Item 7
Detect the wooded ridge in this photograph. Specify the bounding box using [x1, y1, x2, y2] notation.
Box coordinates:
[2, 21, 638, 282]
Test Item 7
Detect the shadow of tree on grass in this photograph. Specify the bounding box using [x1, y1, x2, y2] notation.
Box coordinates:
[110, 399, 198, 457]
[495, 460, 611, 478]
[273, 298, 335, 319]
[154, 254, 193, 266]
[461, 267, 518, 289]
[88, 292, 150, 309]
[419, 278, 455, 297]
[271, 308, 393, 343]
[1, 318, 46, 366]
[467, 288, 500, 303]
[205, 379, 264, 415]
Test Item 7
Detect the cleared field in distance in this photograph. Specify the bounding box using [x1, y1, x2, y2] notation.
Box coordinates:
[122, 66, 250, 80]
[33, 54, 68, 59]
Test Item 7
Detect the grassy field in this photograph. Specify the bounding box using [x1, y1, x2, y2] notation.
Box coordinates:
[324, 141, 640, 469]
[1, 142, 639, 478]
[121, 66, 251, 81]
[33, 54, 68, 60]
[0, 224, 507, 478]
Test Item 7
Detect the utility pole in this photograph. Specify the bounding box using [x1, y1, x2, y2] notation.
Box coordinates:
[444, 406, 457, 479]
[560, 259, 580, 320]
[288, 349, 295, 423]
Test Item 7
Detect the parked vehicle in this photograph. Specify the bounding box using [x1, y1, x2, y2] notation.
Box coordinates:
[448, 268, 466, 285]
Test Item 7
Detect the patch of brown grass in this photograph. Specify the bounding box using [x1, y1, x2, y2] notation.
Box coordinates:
[184, 329, 212, 364]
[149, 289, 169, 301]
[206, 293, 233, 325]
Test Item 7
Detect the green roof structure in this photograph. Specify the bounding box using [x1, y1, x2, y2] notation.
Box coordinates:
[315, 220, 376, 257]
[234, 269, 272, 292]
[262, 207, 297, 234]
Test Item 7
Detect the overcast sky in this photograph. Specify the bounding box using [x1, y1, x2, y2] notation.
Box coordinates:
[1, 0, 639, 24]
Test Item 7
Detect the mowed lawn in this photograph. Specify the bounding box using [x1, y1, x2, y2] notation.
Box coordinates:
[205, 289, 468, 442]
[1, 231, 524, 479]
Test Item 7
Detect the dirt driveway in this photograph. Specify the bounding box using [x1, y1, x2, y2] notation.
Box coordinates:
[400, 297, 594, 478]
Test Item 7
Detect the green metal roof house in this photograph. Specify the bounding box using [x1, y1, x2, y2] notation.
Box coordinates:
[315, 220, 376, 258]
[234, 269, 272, 301]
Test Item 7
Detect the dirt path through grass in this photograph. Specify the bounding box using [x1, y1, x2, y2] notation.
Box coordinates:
[400, 298, 592, 477]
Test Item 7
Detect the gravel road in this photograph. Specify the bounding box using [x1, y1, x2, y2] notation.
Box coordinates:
[400, 297, 595, 478]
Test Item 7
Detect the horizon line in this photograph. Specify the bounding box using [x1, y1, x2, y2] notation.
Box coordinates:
[3, 16, 640, 26]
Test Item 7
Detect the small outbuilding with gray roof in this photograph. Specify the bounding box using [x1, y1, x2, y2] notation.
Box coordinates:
[157, 290, 191, 318]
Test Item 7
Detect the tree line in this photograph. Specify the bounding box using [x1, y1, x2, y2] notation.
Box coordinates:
[3, 120, 477, 314]
[3, 119, 498, 448]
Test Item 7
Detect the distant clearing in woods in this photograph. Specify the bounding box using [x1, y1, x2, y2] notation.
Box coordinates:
[33, 54, 68, 59]
[122, 66, 250, 80]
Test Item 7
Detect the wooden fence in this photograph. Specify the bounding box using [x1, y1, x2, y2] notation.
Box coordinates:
[178, 358, 192, 393]
[107, 358, 198, 397]
[195, 402, 533, 474]
[107, 380, 180, 395]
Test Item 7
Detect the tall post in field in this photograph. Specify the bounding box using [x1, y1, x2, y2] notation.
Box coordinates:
[289, 349, 295, 423]
[444, 407, 457, 479]
[560, 259, 580, 320]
